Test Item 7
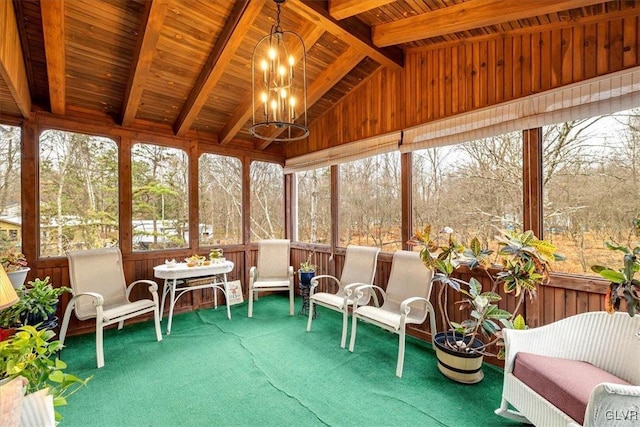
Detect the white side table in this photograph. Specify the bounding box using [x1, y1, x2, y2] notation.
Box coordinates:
[153, 261, 235, 335]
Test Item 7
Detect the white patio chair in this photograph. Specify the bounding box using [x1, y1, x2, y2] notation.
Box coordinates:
[59, 248, 162, 368]
[348, 250, 435, 378]
[306, 245, 380, 348]
[248, 239, 294, 318]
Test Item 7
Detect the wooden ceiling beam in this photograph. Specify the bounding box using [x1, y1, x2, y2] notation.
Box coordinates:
[173, 0, 266, 136]
[218, 23, 325, 146]
[289, 1, 403, 70]
[121, 0, 169, 127]
[258, 45, 366, 150]
[373, 0, 608, 47]
[41, 0, 66, 115]
[0, 0, 31, 117]
[329, 0, 396, 20]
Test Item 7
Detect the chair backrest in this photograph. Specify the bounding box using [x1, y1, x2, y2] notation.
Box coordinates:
[66, 248, 129, 320]
[336, 245, 380, 297]
[382, 250, 434, 322]
[256, 239, 291, 280]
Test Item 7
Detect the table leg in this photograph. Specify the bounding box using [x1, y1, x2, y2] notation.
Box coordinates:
[167, 278, 177, 335]
[223, 273, 231, 320]
[160, 279, 169, 321]
[213, 277, 218, 309]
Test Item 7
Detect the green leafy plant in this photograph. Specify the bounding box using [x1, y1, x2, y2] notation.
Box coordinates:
[0, 277, 70, 328]
[591, 242, 640, 317]
[412, 225, 563, 358]
[0, 325, 92, 421]
[299, 253, 317, 272]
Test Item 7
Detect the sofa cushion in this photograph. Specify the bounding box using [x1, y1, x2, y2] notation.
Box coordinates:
[512, 352, 631, 425]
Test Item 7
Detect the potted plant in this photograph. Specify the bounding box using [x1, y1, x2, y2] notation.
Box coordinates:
[412, 225, 563, 384]
[0, 277, 71, 331]
[298, 253, 317, 286]
[0, 325, 92, 422]
[591, 242, 640, 316]
[1, 252, 30, 289]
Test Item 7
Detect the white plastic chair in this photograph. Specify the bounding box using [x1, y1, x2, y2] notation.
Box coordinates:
[306, 245, 380, 348]
[348, 250, 436, 378]
[60, 248, 162, 368]
[248, 239, 294, 318]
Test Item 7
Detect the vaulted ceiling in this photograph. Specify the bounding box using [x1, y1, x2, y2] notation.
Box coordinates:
[0, 0, 632, 155]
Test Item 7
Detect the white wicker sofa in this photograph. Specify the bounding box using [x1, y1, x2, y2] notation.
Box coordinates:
[495, 311, 640, 426]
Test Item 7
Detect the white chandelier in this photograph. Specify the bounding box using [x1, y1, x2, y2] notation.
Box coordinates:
[250, 0, 309, 142]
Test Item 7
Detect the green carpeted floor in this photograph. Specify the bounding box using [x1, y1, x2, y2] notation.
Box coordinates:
[58, 295, 522, 426]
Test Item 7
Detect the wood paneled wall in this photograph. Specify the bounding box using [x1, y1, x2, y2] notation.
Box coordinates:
[291, 12, 640, 155]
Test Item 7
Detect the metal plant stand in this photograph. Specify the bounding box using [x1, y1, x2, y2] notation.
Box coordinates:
[298, 271, 317, 318]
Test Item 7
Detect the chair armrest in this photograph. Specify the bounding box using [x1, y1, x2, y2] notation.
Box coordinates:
[310, 275, 339, 293]
[68, 291, 104, 307]
[584, 383, 640, 427]
[351, 284, 385, 307]
[400, 296, 428, 314]
[126, 280, 159, 300]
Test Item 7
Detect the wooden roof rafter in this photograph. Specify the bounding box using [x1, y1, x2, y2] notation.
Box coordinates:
[173, 0, 266, 137]
[328, 0, 397, 20]
[289, 0, 403, 71]
[0, 0, 31, 118]
[372, 0, 611, 47]
[40, 0, 65, 115]
[257, 44, 367, 150]
[218, 23, 325, 146]
[121, 0, 170, 127]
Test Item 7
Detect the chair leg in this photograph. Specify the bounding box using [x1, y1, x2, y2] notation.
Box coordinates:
[118, 320, 124, 330]
[59, 301, 76, 346]
[289, 285, 294, 316]
[153, 306, 163, 342]
[340, 304, 348, 348]
[396, 328, 406, 378]
[306, 299, 314, 332]
[95, 310, 105, 369]
[348, 312, 358, 352]
[248, 287, 254, 318]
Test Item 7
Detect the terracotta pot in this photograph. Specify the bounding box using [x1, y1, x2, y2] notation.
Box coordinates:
[433, 331, 485, 384]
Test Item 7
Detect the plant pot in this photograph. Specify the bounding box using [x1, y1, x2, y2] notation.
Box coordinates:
[433, 331, 485, 384]
[298, 270, 315, 287]
[7, 267, 30, 289]
[21, 302, 59, 331]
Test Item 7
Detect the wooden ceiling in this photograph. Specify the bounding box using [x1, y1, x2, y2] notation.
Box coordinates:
[0, 0, 631, 154]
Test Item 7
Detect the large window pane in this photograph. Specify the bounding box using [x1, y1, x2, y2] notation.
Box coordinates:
[132, 143, 188, 251]
[412, 132, 523, 251]
[543, 109, 640, 275]
[0, 125, 22, 254]
[250, 161, 284, 241]
[339, 152, 401, 251]
[39, 130, 119, 256]
[295, 167, 330, 244]
[199, 153, 242, 245]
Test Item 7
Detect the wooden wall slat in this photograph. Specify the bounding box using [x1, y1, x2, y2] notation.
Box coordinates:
[298, 13, 640, 151]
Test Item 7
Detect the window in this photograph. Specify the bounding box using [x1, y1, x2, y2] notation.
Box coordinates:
[543, 108, 640, 275]
[294, 167, 330, 244]
[132, 143, 188, 251]
[39, 130, 118, 256]
[339, 152, 401, 251]
[412, 132, 523, 251]
[250, 161, 284, 241]
[0, 125, 22, 254]
[199, 153, 242, 245]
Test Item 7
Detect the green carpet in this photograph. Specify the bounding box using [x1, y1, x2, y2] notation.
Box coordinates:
[58, 295, 521, 426]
